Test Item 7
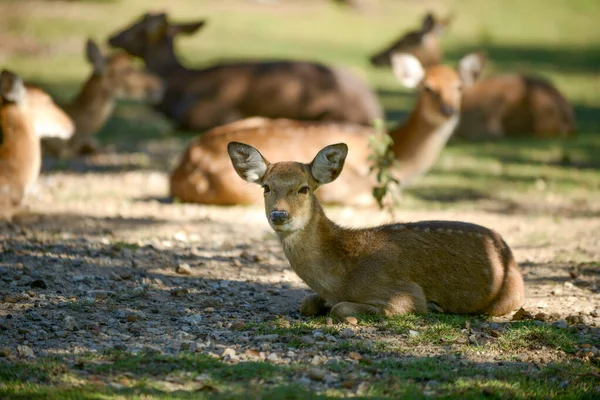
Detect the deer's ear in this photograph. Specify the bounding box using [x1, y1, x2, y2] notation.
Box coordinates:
[459, 52, 486, 86]
[391, 53, 425, 89]
[227, 142, 269, 184]
[421, 12, 435, 32]
[0, 69, 26, 104]
[85, 39, 106, 73]
[310, 143, 348, 185]
[169, 20, 206, 36]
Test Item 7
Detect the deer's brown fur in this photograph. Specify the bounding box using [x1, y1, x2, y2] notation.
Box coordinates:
[108, 13, 382, 131]
[0, 70, 41, 219]
[456, 74, 576, 139]
[42, 39, 163, 157]
[169, 53, 485, 205]
[228, 142, 525, 319]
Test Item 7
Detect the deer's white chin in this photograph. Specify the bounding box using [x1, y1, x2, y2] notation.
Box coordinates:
[270, 220, 303, 234]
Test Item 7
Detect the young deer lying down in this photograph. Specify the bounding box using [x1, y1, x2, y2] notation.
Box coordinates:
[0, 70, 42, 220]
[228, 142, 525, 319]
[170, 52, 485, 205]
[42, 39, 164, 157]
[108, 13, 382, 131]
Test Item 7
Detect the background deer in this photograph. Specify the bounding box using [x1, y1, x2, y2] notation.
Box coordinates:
[107, 13, 382, 131]
[228, 141, 525, 319]
[455, 74, 576, 139]
[370, 12, 453, 68]
[169, 52, 485, 205]
[0, 70, 42, 220]
[42, 39, 164, 158]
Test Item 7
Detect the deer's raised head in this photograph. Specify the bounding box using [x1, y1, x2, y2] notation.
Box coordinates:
[392, 52, 485, 125]
[108, 13, 206, 57]
[85, 39, 164, 104]
[228, 142, 347, 234]
[370, 12, 454, 68]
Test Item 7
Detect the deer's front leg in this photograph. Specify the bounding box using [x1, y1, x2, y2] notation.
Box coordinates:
[330, 301, 382, 321]
[300, 293, 330, 316]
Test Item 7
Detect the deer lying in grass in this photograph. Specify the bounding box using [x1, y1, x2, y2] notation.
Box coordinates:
[370, 12, 452, 68]
[170, 52, 485, 205]
[0, 70, 41, 219]
[228, 141, 525, 318]
[107, 13, 382, 131]
[454, 74, 576, 139]
[42, 39, 164, 157]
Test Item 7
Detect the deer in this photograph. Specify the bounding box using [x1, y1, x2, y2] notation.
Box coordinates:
[107, 12, 382, 131]
[0, 70, 42, 220]
[227, 141, 525, 319]
[454, 74, 576, 139]
[169, 52, 485, 205]
[370, 12, 453, 68]
[41, 39, 164, 158]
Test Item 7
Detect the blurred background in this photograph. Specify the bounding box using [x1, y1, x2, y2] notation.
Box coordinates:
[0, 0, 598, 207]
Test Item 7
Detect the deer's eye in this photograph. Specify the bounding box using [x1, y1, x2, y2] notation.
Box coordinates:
[298, 186, 310, 195]
[262, 185, 271, 195]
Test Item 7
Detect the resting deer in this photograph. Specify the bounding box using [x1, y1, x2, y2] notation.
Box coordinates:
[107, 13, 382, 131]
[169, 52, 485, 205]
[228, 141, 525, 318]
[455, 74, 576, 139]
[42, 39, 164, 158]
[370, 12, 452, 68]
[0, 70, 41, 219]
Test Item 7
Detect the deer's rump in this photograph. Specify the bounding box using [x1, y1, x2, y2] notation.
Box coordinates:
[156, 61, 382, 131]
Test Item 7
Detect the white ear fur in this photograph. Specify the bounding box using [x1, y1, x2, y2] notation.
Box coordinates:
[458, 52, 486, 86]
[227, 142, 268, 184]
[391, 53, 425, 89]
[310, 143, 348, 185]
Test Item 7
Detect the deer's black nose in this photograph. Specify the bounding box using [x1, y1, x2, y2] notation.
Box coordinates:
[440, 104, 456, 116]
[269, 210, 289, 225]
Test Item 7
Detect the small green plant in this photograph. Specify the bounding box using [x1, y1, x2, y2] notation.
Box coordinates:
[368, 118, 401, 214]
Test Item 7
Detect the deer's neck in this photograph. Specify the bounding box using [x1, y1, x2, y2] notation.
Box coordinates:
[278, 199, 350, 299]
[0, 105, 41, 191]
[144, 40, 188, 77]
[388, 98, 459, 186]
[65, 74, 114, 138]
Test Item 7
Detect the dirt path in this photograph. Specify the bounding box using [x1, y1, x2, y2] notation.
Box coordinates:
[1, 167, 599, 396]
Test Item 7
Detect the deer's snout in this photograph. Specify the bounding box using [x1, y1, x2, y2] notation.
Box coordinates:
[440, 103, 456, 117]
[269, 210, 289, 226]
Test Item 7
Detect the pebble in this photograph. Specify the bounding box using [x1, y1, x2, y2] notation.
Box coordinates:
[349, 352, 361, 361]
[3, 293, 28, 303]
[0, 348, 11, 357]
[591, 309, 600, 318]
[408, 330, 420, 337]
[90, 290, 115, 301]
[176, 263, 192, 275]
[29, 279, 47, 289]
[267, 353, 279, 361]
[131, 286, 146, 297]
[231, 321, 245, 330]
[301, 336, 316, 345]
[552, 320, 568, 329]
[204, 307, 215, 313]
[344, 316, 358, 325]
[308, 367, 326, 381]
[55, 330, 69, 338]
[254, 334, 279, 342]
[340, 328, 355, 338]
[326, 318, 333, 326]
[17, 345, 33, 358]
[222, 348, 237, 359]
[63, 316, 77, 331]
[170, 288, 189, 297]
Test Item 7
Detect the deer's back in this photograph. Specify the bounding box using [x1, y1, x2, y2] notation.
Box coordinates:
[159, 61, 381, 130]
[169, 118, 375, 205]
